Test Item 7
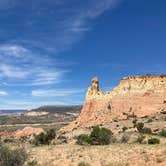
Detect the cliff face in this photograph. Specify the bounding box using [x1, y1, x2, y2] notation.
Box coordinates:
[76, 75, 166, 127]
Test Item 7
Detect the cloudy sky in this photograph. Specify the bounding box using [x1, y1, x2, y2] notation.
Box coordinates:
[0, 0, 165, 109]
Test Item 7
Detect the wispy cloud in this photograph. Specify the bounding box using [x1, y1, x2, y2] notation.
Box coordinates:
[0, 91, 8, 96]
[0, 64, 30, 79]
[0, 0, 121, 108]
[32, 89, 85, 97]
[0, 0, 120, 53]
[0, 44, 67, 85]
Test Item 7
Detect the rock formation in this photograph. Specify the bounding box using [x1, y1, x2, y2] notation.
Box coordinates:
[0, 127, 44, 139]
[86, 76, 104, 100]
[61, 75, 166, 131]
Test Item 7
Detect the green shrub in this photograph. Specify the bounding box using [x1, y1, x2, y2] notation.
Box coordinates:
[132, 119, 137, 128]
[120, 134, 130, 143]
[147, 119, 153, 123]
[136, 122, 144, 132]
[142, 127, 152, 134]
[159, 129, 166, 137]
[76, 134, 90, 145]
[107, 104, 112, 110]
[122, 126, 128, 132]
[0, 145, 27, 166]
[88, 126, 113, 145]
[136, 134, 145, 143]
[148, 138, 160, 144]
[33, 129, 56, 145]
[136, 122, 152, 134]
[76, 126, 113, 145]
[26, 160, 38, 166]
[78, 161, 91, 166]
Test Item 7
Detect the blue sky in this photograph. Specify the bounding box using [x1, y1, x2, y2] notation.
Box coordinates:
[0, 0, 165, 109]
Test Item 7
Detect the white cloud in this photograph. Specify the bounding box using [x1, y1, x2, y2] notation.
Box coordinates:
[0, 44, 28, 57]
[0, 91, 8, 96]
[0, 44, 67, 85]
[0, 64, 30, 78]
[0, 0, 120, 54]
[32, 89, 84, 97]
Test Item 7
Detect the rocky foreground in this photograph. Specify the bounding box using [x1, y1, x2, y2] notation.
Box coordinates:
[28, 143, 166, 166]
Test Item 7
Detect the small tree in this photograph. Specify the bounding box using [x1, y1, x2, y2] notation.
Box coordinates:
[33, 129, 56, 145]
[88, 126, 113, 145]
[159, 129, 166, 137]
[0, 145, 27, 166]
[136, 122, 144, 132]
[76, 134, 89, 145]
[148, 138, 160, 144]
[76, 126, 113, 145]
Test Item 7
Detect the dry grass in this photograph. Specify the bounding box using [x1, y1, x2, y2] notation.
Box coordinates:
[28, 143, 166, 166]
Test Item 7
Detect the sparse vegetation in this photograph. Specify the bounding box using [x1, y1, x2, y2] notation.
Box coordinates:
[159, 129, 166, 137]
[120, 134, 130, 143]
[78, 161, 91, 166]
[0, 145, 28, 166]
[136, 122, 144, 132]
[122, 126, 128, 132]
[107, 104, 112, 110]
[88, 126, 113, 145]
[136, 134, 145, 143]
[148, 138, 160, 144]
[136, 122, 152, 134]
[76, 126, 113, 145]
[142, 127, 152, 134]
[26, 160, 38, 166]
[32, 129, 56, 145]
[147, 118, 153, 123]
[76, 134, 90, 145]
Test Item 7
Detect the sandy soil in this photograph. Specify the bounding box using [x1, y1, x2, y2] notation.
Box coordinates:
[29, 144, 166, 166]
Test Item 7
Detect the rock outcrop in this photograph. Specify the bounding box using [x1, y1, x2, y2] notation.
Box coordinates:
[0, 127, 44, 139]
[61, 75, 166, 131]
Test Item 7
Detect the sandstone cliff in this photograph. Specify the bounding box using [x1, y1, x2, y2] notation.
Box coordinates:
[61, 75, 166, 131]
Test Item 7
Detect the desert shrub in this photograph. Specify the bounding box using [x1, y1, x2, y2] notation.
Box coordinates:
[107, 104, 112, 110]
[122, 126, 128, 132]
[127, 112, 137, 119]
[88, 126, 113, 145]
[159, 129, 166, 137]
[136, 122, 144, 132]
[76, 134, 90, 145]
[78, 161, 91, 166]
[136, 134, 145, 143]
[120, 134, 130, 143]
[132, 118, 137, 127]
[26, 160, 38, 166]
[76, 126, 113, 145]
[136, 122, 152, 134]
[148, 138, 160, 144]
[0, 145, 27, 166]
[3, 138, 15, 143]
[33, 129, 56, 145]
[142, 127, 152, 134]
[147, 119, 153, 123]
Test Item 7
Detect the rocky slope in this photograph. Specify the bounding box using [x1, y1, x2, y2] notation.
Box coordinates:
[61, 75, 166, 131]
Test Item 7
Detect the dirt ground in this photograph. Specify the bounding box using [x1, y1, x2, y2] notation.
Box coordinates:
[28, 143, 166, 166]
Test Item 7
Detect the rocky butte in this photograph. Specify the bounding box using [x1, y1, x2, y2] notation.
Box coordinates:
[61, 75, 166, 132]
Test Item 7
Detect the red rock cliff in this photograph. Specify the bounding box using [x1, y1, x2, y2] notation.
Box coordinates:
[62, 75, 166, 130]
[76, 75, 166, 127]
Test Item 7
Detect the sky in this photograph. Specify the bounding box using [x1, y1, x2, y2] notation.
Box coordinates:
[0, 0, 165, 109]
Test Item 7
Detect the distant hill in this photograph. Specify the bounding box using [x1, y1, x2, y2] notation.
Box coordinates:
[0, 110, 27, 115]
[30, 105, 82, 114]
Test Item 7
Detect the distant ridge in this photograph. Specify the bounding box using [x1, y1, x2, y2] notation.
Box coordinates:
[30, 105, 82, 114]
[0, 110, 27, 115]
